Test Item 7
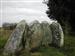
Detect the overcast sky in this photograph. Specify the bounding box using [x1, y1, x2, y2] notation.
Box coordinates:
[0, 0, 52, 27]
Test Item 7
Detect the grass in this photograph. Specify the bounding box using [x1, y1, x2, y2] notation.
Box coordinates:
[61, 35, 75, 56]
[0, 28, 75, 56]
[36, 47, 65, 56]
[0, 28, 13, 49]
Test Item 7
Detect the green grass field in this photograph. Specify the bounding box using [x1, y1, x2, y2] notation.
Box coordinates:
[0, 28, 75, 56]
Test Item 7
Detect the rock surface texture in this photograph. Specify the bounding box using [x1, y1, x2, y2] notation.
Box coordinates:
[3, 20, 27, 56]
[50, 22, 64, 47]
[41, 21, 52, 46]
[3, 20, 64, 55]
[28, 21, 43, 49]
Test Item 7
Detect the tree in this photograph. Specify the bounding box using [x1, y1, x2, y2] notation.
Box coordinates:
[47, 0, 75, 34]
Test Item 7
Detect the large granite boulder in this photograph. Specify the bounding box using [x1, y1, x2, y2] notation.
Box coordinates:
[41, 21, 52, 47]
[3, 20, 27, 55]
[3, 20, 64, 56]
[29, 20, 43, 49]
[50, 22, 64, 47]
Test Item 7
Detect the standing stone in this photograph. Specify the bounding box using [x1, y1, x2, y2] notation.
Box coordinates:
[3, 20, 27, 56]
[41, 21, 52, 46]
[29, 20, 43, 49]
[50, 22, 64, 47]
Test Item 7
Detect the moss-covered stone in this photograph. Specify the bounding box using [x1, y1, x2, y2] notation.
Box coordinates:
[3, 20, 27, 55]
[41, 21, 52, 47]
[50, 22, 64, 47]
[29, 20, 43, 49]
